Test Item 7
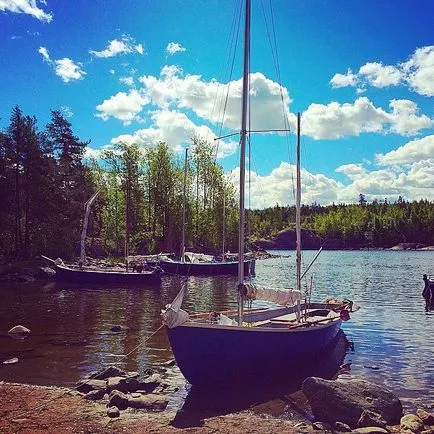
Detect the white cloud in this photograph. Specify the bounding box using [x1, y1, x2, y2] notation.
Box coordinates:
[358, 62, 403, 88]
[96, 89, 148, 125]
[401, 46, 434, 97]
[90, 35, 144, 58]
[301, 97, 432, 140]
[335, 163, 367, 180]
[0, 0, 52, 22]
[38, 46, 86, 82]
[110, 109, 237, 158]
[139, 68, 293, 130]
[38, 45, 50, 61]
[224, 157, 434, 207]
[330, 45, 434, 96]
[119, 76, 134, 86]
[54, 57, 86, 82]
[228, 163, 343, 209]
[376, 135, 434, 166]
[388, 100, 433, 135]
[166, 42, 186, 56]
[330, 69, 358, 88]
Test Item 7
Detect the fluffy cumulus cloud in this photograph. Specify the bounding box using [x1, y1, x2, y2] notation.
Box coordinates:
[38, 46, 86, 82]
[330, 69, 358, 88]
[90, 35, 144, 58]
[330, 45, 434, 96]
[166, 42, 186, 56]
[95, 89, 149, 125]
[138, 67, 293, 130]
[110, 109, 238, 157]
[335, 163, 367, 181]
[376, 135, 434, 166]
[358, 62, 403, 88]
[334, 134, 434, 204]
[228, 163, 343, 209]
[96, 66, 293, 153]
[401, 46, 434, 97]
[301, 97, 432, 140]
[0, 0, 52, 22]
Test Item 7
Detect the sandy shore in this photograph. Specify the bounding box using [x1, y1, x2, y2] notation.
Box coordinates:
[0, 382, 317, 434]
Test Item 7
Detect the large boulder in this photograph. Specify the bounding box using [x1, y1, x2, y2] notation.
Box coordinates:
[302, 377, 402, 428]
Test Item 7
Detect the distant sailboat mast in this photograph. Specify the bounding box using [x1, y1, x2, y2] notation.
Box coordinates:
[238, 0, 251, 325]
[296, 113, 302, 295]
[181, 147, 189, 263]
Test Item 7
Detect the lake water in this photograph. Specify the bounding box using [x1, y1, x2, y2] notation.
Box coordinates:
[1, 250, 433, 416]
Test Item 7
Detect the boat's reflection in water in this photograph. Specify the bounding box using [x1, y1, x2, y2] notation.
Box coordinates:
[171, 330, 352, 428]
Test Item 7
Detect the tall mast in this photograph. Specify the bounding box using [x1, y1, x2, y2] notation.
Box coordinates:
[296, 113, 302, 294]
[238, 0, 250, 325]
[181, 147, 188, 263]
[222, 191, 226, 262]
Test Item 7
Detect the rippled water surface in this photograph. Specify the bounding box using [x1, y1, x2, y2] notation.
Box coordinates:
[1, 250, 433, 413]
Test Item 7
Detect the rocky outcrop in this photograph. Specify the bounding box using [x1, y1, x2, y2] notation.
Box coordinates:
[254, 228, 323, 250]
[390, 243, 426, 251]
[301, 377, 402, 428]
[76, 366, 169, 417]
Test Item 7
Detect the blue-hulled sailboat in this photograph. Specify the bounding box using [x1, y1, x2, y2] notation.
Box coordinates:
[162, 0, 352, 386]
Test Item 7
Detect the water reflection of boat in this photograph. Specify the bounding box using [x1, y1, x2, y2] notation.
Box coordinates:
[171, 330, 350, 428]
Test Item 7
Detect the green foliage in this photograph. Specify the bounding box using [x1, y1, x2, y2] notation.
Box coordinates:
[249, 199, 434, 248]
[2, 106, 434, 259]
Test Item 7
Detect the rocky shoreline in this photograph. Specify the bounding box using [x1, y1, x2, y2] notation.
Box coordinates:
[1, 367, 433, 434]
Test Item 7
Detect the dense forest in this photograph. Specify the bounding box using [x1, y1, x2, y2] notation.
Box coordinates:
[1, 106, 434, 260]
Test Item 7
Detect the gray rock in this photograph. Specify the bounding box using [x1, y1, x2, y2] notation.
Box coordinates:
[351, 428, 389, 434]
[76, 379, 106, 394]
[312, 421, 332, 430]
[38, 267, 56, 279]
[358, 410, 387, 428]
[106, 376, 127, 393]
[127, 394, 168, 411]
[85, 389, 105, 400]
[302, 377, 402, 428]
[139, 373, 163, 393]
[3, 357, 19, 365]
[126, 377, 139, 393]
[400, 414, 425, 433]
[334, 421, 352, 432]
[8, 325, 31, 336]
[417, 409, 434, 425]
[108, 390, 129, 410]
[107, 406, 120, 418]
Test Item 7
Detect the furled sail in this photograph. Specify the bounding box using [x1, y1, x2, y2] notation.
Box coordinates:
[242, 283, 301, 306]
[161, 286, 189, 328]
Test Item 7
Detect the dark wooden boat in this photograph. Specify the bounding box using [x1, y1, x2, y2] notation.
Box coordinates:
[54, 262, 162, 285]
[159, 258, 255, 276]
[166, 303, 344, 385]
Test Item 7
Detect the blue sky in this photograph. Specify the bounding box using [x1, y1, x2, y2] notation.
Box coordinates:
[1, 0, 433, 208]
